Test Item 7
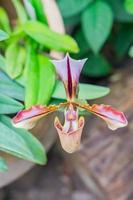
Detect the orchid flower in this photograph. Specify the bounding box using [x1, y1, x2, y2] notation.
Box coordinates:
[12, 54, 128, 153]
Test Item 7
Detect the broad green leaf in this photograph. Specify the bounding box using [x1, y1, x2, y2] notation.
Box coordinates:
[114, 24, 133, 58]
[73, 28, 90, 58]
[15, 65, 27, 86]
[15, 47, 26, 77]
[78, 84, 110, 100]
[25, 43, 39, 108]
[124, 0, 133, 14]
[129, 46, 133, 57]
[82, 0, 113, 53]
[8, 27, 25, 44]
[0, 157, 8, 172]
[0, 115, 46, 165]
[0, 93, 24, 114]
[82, 54, 112, 77]
[37, 54, 55, 105]
[6, 43, 26, 79]
[5, 43, 18, 78]
[29, 0, 48, 24]
[0, 29, 9, 41]
[107, 0, 133, 22]
[23, 21, 79, 53]
[0, 70, 25, 101]
[0, 70, 12, 81]
[0, 7, 11, 33]
[0, 70, 25, 98]
[58, 0, 93, 17]
[0, 55, 5, 70]
[0, 79, 24, 101]
[12, 0, 28, 24]
[52, 81, 110, 100]
[63, 14, 81, 26]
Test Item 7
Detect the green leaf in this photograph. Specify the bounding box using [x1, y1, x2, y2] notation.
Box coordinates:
[0, 55, 5, 70]
[58, 0, 92, 17]
[25, 43, 39, 108]
[0, 79, 24, 101]
[0, 70, 12, 81]
[0, 7, 11, 33]
[52, 81, 110, 100]
[63, 13, 81, 26]
[0, 29, 9, 41]
[5, 43, 26, 79]
[0, 70, 25, 101]
[114, 24, 133, 58]
[129, 46, 133, 57]
[37, 54, 55, 105]
[0, 115, 46, 165]
[82, 0, 113, 53]
[29, 0, 48, 24]
[8, 27, 25, 44]
[23, 21, 79, 53]
[73, 28, 90, 58]
[107, 0, 133, 22]
[12, 0, 28, 24]
[124, 0, 133, 14]
[0, 157, 8, 172]
[5, 43, 19, 78]
[82, 54, 112, 77]
[78, 84, 110, 100]
[0, 93, 24, 114]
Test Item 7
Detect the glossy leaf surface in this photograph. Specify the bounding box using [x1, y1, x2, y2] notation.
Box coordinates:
[82, 0, 113, 53]
[5, 43, 26, 79]
[23, 21, 79, 53]
[0, 7, 11, 33]
[0, 55, 5, 70]
[0, 29, 9, 41]
[0, 115, 46, 165]
[25, 44, 39, 108]
[0, 93, 24, 114]
[37, 54, 55, 105]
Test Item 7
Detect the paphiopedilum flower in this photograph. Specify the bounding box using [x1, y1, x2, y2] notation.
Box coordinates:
[12, 54, 128, 153]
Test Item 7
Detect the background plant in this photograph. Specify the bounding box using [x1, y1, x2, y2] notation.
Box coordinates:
[57, 0, 133, 78]
[0, 0, 112, 171]
[0, 0, 78, 171]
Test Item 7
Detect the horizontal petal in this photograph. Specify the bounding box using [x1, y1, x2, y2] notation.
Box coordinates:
[75, 102, 128, 130]
[12, 103, 68, 130]
[51, 53, 87, 100]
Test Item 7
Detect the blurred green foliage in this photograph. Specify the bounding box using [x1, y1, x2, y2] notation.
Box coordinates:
[0, 157, 8, 172]
[0, 0, 113, 170]
[0, 0, 79, 169]
[58, 0, 133, 77]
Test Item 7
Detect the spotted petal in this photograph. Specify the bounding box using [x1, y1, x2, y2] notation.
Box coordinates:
[54, 105, 85, 153]
[12, 103, 68, 130]
[75, 103, 128, 130]
[51, 53, 87, 100]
